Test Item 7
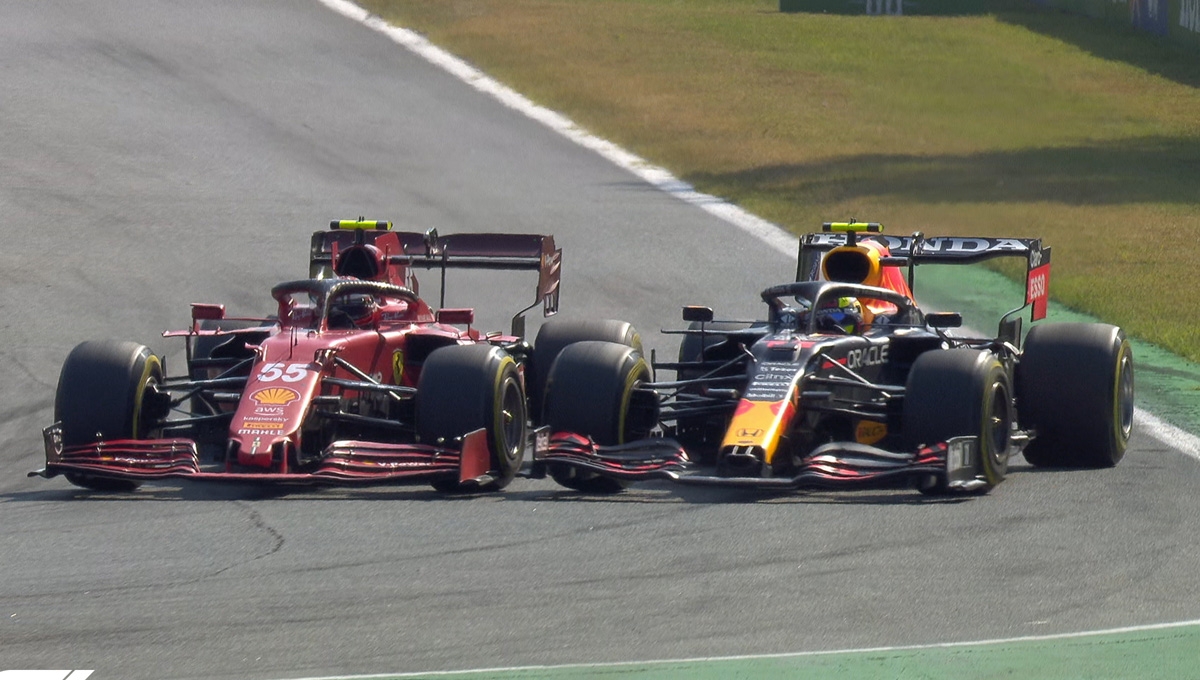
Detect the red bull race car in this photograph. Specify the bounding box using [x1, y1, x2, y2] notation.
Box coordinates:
[532, 221, 1134, 495]
[32, 220, 640, 493]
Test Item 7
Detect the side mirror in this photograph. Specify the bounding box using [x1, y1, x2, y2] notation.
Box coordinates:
[926, 312, 962, 329]
[191, 303, 226, 321]
[682, 306, 714, 323]
[437, 308, 475, 326]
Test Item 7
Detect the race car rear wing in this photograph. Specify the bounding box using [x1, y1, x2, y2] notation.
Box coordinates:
[797, 223, 1052, 321]
[309, 221, 561, 331]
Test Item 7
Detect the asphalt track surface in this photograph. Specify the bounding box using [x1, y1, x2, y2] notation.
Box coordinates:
[2, 2, 1199, 679]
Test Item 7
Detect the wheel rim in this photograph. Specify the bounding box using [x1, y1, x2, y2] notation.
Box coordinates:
[131, 354, 163, 439]
[497, 377, 525, 462]
[986, 378, 1012, 469]
[1116, 348, 1134, 442]
[615, 359, 649, 444]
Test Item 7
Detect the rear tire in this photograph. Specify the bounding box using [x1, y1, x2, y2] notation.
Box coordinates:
[55, 340, 165, 492]
[530, 319, 642, 422]
[1017, 323, 1133, 468]
[417, 344, 527, 492]
[543, 341, 654, 493]
[904, 349, 1012, 495]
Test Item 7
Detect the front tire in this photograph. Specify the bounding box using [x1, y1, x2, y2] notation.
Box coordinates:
[530, 319, 642, 422]
[417, 344, 527, 492]
[1017, 323, 1134, 468]
[55, 340, 165, 491]
[904, 349, 1012, 495]
[542, 341, 654, 493]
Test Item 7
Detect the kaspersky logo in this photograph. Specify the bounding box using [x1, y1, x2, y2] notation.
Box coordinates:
[0, 673, 94, 679]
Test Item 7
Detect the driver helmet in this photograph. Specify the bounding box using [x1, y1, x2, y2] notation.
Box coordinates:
[815, 297, 864, 334]
[330, 292, 379, 329]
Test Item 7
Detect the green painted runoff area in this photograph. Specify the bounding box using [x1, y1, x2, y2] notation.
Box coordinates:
[334, 624, 1200, 679]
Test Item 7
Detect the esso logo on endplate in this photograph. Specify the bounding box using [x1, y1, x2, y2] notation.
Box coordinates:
[1028, 272, 1047, 300]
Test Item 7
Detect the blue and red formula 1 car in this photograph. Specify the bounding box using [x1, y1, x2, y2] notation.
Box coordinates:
[33, 220, 638, 494]
[531, 221, 1134, 495]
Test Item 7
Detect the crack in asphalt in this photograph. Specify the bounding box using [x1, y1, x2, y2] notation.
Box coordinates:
[210, 501, 286, 578]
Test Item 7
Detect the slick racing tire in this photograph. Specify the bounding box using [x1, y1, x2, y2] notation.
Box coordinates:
[530, 319, 642, 422]
[417, 344, 527, 492]
[903, 349, 1012, 495]
[542, 341, 654, 494]
[675, 320, 755, 464]
[55, 340, 166, 492]
[1017, 323, 1133, 469]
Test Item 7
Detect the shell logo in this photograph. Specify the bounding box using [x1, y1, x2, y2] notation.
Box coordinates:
[855, 420, 888, 445]
[250, 387, 300, 405]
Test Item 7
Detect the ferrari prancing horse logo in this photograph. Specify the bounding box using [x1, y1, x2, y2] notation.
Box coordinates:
[392, 350, 404, 384]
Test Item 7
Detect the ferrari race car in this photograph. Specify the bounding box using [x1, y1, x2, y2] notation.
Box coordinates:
[32, 220, 641, 493]
[532, 221, 1134, 495]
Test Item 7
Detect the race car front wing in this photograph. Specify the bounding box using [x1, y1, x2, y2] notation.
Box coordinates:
[31, 423, 497, 487]
[533, 432, 989, 492]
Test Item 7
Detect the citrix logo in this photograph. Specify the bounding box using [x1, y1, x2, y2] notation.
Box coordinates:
[0, 673, 94, 679]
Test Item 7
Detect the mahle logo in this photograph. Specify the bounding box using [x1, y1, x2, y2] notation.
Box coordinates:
[0, 673, 94, 680]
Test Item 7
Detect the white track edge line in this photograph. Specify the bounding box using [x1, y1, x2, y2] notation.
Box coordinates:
[1136, 407, 1200, 461]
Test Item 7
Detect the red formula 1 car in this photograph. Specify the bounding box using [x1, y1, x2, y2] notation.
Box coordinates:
[532, 221, 1134, 496]
[31, 219, 624, 493]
